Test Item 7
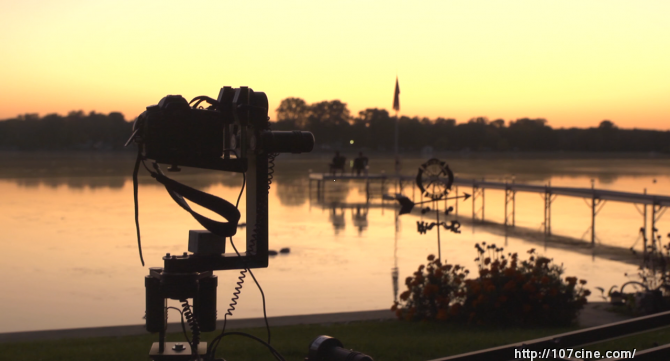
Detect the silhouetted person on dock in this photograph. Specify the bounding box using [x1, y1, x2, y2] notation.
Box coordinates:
[329, 151, 346, 175]
[352, 152, 368, 176]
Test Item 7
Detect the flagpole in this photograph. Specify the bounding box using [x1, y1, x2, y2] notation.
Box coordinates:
[394, 110, 399, 157]
[393, 76, 400, 159]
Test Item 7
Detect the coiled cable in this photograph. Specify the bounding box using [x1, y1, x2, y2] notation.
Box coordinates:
[208, 152, 278, 360]
[180, 299, 200, 358]
[267, 152, 279, 192]
[224, 269, 247, 319]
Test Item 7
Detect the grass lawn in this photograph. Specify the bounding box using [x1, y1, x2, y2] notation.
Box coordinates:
[2, 319, 669, 361]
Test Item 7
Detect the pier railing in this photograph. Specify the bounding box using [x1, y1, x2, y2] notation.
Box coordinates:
[309, 173, 669, 251]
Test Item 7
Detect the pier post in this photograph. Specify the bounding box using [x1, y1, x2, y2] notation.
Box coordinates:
[504, 186, 516, 228]
[512, 175, 516, 227]
[651, 203, 657, 254]
[651, 202, 666, 254]
[643, 188, 647, 259]
[590, 185, 600, 247]
[455, 185, 459, 216]
[591, 195, 596, 246]
[505, 182, 509, 229]
[324, 179, 328, 200]
[472, 183, 477, 221]
[381, 178, 385, 198]
[482, 185, 486, 222]
[544, 184, 553, 237]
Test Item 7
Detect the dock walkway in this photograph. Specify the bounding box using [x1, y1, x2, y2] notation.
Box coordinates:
[309, 173, 669, 249]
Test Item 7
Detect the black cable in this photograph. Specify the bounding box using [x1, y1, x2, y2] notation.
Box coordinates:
[207, 171, 249, 359]
[166, 306, 191, 346]
[208, 168, 277, 360]
[230, 239, 271, 343]
[268, 152, 279, 192]
[209, 233, 272, 357]
[189, 95, 220, 109]
[236, 172, 245, 208]
[180, 299, 200, 358]
[215, 332, 286, 361]
[133, 147, 145, 266]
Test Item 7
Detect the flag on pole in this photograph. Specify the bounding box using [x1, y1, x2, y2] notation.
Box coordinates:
[393, 77, 400, 111]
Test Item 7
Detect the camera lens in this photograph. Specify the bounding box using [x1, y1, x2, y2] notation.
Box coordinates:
[307, 335, 373, 361]
[261, 130, 315, 154]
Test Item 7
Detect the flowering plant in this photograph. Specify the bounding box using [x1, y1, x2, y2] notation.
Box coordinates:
[392, 254, 470, 322]
[392, 244, 590, 326]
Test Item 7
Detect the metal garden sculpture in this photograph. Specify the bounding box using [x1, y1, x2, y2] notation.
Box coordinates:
[395, 158, 470, 259]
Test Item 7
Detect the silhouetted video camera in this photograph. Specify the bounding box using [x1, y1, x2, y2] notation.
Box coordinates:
[127, 86, 316, 361]
[132, 87, 314, 171]
[128, 86, 371, 361]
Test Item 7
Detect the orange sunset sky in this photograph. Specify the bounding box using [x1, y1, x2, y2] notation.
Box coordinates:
[0, 0, 668, 129]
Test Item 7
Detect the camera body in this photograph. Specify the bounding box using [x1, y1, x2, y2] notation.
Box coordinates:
[142, 95, 226, 162]
[133, 87, 313, 172]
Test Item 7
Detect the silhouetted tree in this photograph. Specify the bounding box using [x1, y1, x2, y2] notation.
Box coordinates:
[355, 108, 393, 150]
[507, 118, 555, 151]
[599, 120, 616, 130]
[275, 97, 309, 129]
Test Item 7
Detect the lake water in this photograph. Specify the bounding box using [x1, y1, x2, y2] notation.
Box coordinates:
[1, 152, 670, 333]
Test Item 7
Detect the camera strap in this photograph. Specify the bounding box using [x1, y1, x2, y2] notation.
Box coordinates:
[150, 163, 241, 238]
[132, 149, 241, 266]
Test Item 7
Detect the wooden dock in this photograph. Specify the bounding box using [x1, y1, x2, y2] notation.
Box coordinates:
[309, 172, 669, 252]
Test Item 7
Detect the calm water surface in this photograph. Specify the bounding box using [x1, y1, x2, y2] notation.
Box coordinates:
[1, 152, 670, 333]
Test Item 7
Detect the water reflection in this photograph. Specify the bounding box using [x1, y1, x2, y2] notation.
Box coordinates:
[1, 171, 634, 192]
[3, 152, 669, 192]
[15, 176, 127, 189]
[392, 211, 400, 302]
[352, 205, 369, 234]
[275, 177, 309, 207]
[2, 153, 670, 333]
[329, 206, 346, 234]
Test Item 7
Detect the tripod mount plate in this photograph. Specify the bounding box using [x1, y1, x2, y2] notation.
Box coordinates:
[149, 342, 207, 361]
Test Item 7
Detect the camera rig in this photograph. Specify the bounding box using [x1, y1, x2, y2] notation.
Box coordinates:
[128, 86, 372, 361]
[129, 86, 314, 272]
[127, 86, 314, 360]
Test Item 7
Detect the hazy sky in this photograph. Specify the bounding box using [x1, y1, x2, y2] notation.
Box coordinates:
[1, 0, 668, 129]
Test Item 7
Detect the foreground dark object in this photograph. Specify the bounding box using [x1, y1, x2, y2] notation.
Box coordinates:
[128, 86, 373, 361]
[307, 335, 373, 361]
[129, 86, 318, 360]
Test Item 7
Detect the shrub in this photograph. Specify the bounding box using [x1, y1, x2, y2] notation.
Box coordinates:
[392, 244, 590, 326]
[392, 254, 470, 322]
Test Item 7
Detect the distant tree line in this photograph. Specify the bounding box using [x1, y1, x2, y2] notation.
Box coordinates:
[1, 102, 669, 152]
[0, 111, 132, 151]
[273, 97, 670, 153]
